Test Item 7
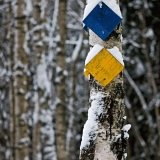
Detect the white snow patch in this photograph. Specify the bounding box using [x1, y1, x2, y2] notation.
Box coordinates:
[36, 41, 43, 47]
[19, 137, 30, 144]
[124, 132, 129, 139]
[55, 34, 61, 42]
[23, 81, 27, 85]
[14, 61, 24, 70]
[37, 153, 42, 160]
[122, 124, 131, 132]
[14, 71, 23, 76]
[40, 0, 47, 19]
[40, 109, 52, 124]
[5, 149, 10, 159]
[80, 92, 105, 150]
[84, 0, 122, 21]
[108, 46, 124, 65]
[33, 112, 38, 125]
[23, 41, 30, 55]
[123, 153, 127, 159]
[19, 88, 25, 94]
[20, 113, 27, 122]
[25, 92, 31, 100]
[85, 44, 124, 66]
[99, 2, 103, 8]
[24, 157, 29, 160]
[113, 134, 121, 142]
[44, 146, 53, 153]
[123, 116, 127, 120]
[121, 35, 123, 42]
[24, 65, 31, 76]
[56, 66, 62, 73]
[85, 44, 103, 65]
[31, 24, 44, 33]
[37, 55, 51, 96]
[145, 28, 154, 38]
[44, 152, 55, 160]
[25, 0, 33, 15]
[30, 18, 37, 25]
[2, 111, 7, 118]
[129, 40, 141, 48]
[71, 33, 83, 61]
[63, 70, 68, 76]
[0, 68, 6, 76]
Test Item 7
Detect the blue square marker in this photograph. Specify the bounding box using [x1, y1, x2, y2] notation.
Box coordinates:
[83, 2, 122, 40]
[83, 24, 88, 32]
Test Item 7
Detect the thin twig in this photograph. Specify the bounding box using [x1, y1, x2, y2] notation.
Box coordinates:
[124, 69, 153, 127]
[125, 97, 149, 156]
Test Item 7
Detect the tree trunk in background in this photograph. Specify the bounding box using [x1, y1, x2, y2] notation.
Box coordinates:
[55, 0, 68, 160]
[10, 0, 29, 159]
[7, 0, 14, 159]
[31, 0, 48, 159]
[0, 1, 10, 159]
[80, 1, 127, 160]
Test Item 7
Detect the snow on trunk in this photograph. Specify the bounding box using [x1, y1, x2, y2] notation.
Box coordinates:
[79, 0, 130, 159]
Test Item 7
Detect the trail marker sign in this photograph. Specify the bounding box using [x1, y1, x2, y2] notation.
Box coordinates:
[84, 44, 124, 87]
[83, 1, 122, 40]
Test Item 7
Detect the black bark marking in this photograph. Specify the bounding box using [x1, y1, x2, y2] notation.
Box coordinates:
[80, 139, 95, 160]
[110, 118, 128, 160]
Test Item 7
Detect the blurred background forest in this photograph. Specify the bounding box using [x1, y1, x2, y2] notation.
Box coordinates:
[0, 0, 160, 160]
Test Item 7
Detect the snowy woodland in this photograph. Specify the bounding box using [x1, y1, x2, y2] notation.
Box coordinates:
[0, 0, 160, 160]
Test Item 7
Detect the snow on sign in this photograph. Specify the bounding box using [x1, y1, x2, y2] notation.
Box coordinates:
[83, 1, 122, 40]
[84, 44, 124, 87]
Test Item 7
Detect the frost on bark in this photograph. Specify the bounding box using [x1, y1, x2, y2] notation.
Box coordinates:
[10, 0, 29, 159]
[79, 1, 129, 160]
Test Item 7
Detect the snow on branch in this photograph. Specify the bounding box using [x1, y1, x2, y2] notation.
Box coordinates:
[71, 33, 83, 62]
[124, 69, 153, 127]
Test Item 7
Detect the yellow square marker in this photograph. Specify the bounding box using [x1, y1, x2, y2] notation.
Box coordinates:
[84, 69, 90, 78]
[84, 48, 124, 87]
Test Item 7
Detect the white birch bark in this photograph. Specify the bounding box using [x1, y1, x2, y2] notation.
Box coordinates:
[55, 0, 68, 160]
[79, 1, 128, 160]
[10, 0, 30, 159]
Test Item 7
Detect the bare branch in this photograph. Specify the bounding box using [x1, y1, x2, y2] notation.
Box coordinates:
[71, 33, 83, 62]
[125, 97, 149, 155]
[124, 69, 153, 126]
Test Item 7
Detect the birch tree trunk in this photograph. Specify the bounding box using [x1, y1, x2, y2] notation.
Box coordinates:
[10, 0, 29, 159]
[55, 0, 68, 159]
[30, 0, 55, 159]
[79, 1, 128, 160]
[32, 0, 47, 158]
[7, 0, 14, 159]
